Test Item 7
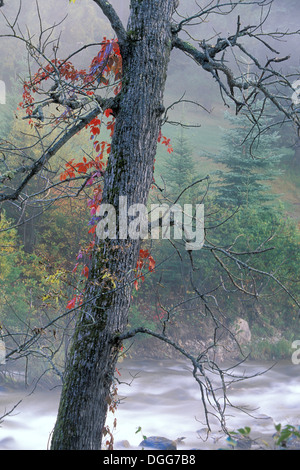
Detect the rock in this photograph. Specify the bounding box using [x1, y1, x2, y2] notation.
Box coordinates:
[285, 435, 300, 450]
[236, 437, 252, 450]
[233, 318, 252, 344]
[0, 339, 5, 364]
[116, 439, 131, 449]
[139, 436, 185, 450]
[0, 437, 16, 450]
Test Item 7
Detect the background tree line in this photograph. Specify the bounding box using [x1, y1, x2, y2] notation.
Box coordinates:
[1, 94, 299, 374]
[0, 0, 300, 449]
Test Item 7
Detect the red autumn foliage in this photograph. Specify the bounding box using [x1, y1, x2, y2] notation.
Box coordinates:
[20, 36, 170, 308]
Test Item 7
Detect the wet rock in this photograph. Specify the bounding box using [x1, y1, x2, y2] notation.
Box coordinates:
[0, 437, 16, 450]
[139, 436, 185, 450]
[116, 439, 131, 449]
[236, 438, 252, 450]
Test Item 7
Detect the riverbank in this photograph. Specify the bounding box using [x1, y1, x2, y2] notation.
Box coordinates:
[123, 320, 293, 364]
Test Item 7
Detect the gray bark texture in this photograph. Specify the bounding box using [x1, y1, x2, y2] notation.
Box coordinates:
[50, 0, 176, 450]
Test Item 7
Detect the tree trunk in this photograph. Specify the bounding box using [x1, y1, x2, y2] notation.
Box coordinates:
[51, 0, 175, 450]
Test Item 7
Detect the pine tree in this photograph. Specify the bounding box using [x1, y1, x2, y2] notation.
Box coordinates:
[162, 128, 205, 204]
[215, 108, 286, 209]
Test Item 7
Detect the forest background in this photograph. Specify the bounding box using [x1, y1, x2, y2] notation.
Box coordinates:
[0, 0, 299, 386]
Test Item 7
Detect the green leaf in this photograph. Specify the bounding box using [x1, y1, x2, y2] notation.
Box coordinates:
[237, 426, 251, 435]
[237, 428, 246, 435]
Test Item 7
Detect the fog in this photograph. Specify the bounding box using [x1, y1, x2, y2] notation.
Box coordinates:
[1, 359, 300, 450]
[0, 0, 299, 451]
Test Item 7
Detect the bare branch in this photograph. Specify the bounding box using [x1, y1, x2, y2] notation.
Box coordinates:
[0, 105, 101, 202]
[204, 243, 300, 309]
[92, 0, 127, 46]
[173, 28, 300, 126]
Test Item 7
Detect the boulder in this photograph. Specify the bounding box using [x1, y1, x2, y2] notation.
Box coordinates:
[0, 437, 16, 450]
[139, 436, 185, 450]
[233, 318, 252, 344]
[0, 339, 5, 364]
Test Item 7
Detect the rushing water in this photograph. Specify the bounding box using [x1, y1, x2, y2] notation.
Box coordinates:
[0, 359, 299, 450]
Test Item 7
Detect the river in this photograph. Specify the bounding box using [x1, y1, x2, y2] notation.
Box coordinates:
[0, 359, 299, 450]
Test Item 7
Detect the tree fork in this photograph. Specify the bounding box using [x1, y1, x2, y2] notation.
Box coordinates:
[50, 0, 176, 450]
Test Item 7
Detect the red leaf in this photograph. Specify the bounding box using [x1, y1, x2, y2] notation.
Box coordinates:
[139, 249, 150, 259]
[66, 297, 76, 310]
[104, 108, 113, 118]
[88, 225, 96, 234]
[90, 118, 101, 126]
[91, 126, 100, 136]
[148, 256, 155, 272]
[72, 262, 79, 274]
[81, 266, 89, 278]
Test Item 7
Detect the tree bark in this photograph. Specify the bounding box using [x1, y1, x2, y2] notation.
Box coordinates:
[50, 0, 175, 450]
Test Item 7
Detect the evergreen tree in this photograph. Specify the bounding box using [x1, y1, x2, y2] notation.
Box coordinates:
[162, 128, 208, 206]
[215, 109, 286, 209]
[163, 128, 196, 198]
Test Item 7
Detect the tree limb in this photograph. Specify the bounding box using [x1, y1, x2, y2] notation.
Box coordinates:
[0, 105, 101, 202]
[173, 33, 300, 126]
[92, 0, 127, 47]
